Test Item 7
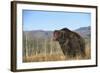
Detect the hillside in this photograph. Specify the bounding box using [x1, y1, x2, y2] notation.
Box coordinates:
[23, 26, 91, 62]
[23, 26, 91, 39]
[75, 26, 91, 39]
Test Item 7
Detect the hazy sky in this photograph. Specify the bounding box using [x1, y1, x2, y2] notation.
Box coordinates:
[23, 10, 91, 31]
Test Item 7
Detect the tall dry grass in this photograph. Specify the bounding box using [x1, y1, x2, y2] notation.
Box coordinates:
[23, 45, 91, 62]
[23, 37, 91, 62]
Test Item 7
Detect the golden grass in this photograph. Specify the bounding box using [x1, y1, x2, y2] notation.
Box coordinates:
[23, 47, 91, 62]
[23, 54, 66, 62]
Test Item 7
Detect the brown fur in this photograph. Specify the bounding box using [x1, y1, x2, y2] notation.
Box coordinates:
[53, 28, 86, 58]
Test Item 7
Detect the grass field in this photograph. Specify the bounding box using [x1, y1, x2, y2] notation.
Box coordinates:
[23, 38, 91, 62]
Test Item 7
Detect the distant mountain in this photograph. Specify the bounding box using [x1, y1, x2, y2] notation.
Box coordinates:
[75, 26, 91, 39]
[23, 26, 91, 39]
[23, 30, 53, 39]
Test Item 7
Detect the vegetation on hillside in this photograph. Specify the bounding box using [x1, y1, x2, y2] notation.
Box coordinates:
[23, 27, 91, 62]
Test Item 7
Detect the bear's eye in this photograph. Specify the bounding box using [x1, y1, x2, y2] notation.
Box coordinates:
[60, 31, 65, 39]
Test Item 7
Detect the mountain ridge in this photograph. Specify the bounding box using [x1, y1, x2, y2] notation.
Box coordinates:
[23, 26, 90, 39]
